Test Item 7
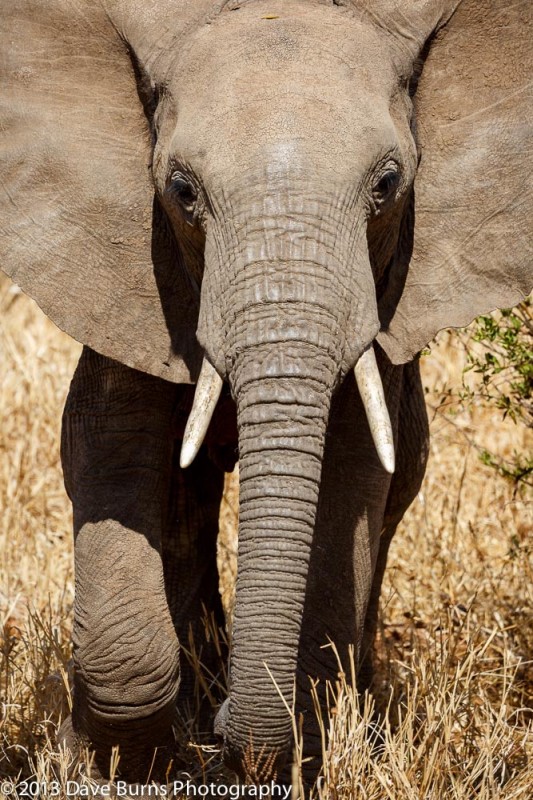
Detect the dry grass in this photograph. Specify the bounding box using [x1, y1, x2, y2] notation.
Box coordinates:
[0, 274, 531, 797]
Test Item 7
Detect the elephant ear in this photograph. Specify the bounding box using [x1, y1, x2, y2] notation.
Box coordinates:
[0, 0, 200, 383]
[378, 0, 533, 364]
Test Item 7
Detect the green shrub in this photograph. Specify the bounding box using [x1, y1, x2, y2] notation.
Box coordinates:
[461, 298, 532, 487]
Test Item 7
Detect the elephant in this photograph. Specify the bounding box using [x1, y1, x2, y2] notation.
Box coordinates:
[1, 0, 531, 786]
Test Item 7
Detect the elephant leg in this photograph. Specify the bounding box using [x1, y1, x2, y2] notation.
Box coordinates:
[162, 429, 227, 725]
[60, 347, 180, 782]
[294, 349, 404, 779]
[358, 357, 430, 693]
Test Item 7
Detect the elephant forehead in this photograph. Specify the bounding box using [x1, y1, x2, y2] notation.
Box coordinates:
[167, 8, 401, 182]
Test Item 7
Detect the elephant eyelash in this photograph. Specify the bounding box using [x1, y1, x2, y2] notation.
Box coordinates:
[169, 171, 198, 210]
[370, 162, 402, 213]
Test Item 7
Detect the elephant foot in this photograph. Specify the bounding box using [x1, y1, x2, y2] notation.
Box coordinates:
[58, 714, 105, 781]
[58, 712, 178, 785]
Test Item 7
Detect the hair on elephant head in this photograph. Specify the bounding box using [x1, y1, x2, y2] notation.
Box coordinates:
[1, 0, 531, 785]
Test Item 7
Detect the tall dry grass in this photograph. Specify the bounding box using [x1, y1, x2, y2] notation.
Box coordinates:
[1, 274, 531, 797]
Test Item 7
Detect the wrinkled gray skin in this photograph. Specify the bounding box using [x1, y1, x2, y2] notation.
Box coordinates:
[1, 0, 531, 786]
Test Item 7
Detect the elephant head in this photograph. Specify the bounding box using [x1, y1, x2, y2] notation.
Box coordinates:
[1, 0, 531, 778]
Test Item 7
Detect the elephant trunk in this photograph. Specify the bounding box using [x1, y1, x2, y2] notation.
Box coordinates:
[223, 331, 337, 773]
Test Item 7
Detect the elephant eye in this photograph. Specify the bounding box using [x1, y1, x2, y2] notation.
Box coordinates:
[169, 171, 197, 213]
[372, 168, 400, 207]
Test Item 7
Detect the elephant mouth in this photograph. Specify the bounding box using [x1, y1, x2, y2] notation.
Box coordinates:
[180, 343, 395, 475]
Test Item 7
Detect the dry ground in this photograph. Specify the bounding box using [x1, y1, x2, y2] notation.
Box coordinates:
[0, 274, 531, 798]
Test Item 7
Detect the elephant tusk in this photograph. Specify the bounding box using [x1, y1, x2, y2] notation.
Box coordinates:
[180, 357, 223, 468]
[354, 346, 395, 474]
